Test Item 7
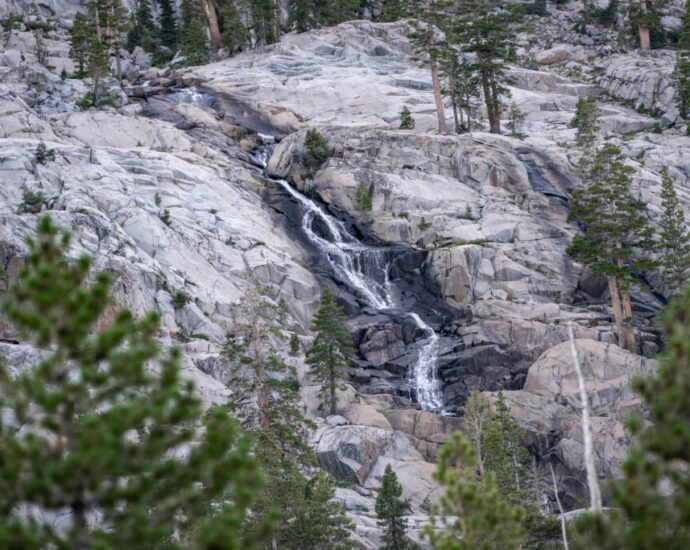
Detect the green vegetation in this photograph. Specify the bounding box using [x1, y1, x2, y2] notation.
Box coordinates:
[302, 129, 333, 173]
[356, 181, 372, 213]
[573, 285, 690, 549]
[34, 142, 56, 164]
[172, 289, 191, 308]
[506, 102, 525, 138]
[17, 190, 47, 214]
[376, 464, 415, 550]
[658, 167, 690, 297]
[567, 144, 656, 352]
[399, 106, 415, 130]
[0, 217, 264, 549]
[306, 287, 355, 416]
[675, 0, 690, 131]
[425, 431, 526, 549]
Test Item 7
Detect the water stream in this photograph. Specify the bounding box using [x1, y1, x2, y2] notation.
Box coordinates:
[253, 144, 446, 414]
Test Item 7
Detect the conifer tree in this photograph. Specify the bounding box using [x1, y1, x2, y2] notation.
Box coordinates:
[70, 11, 91, 77]
[224, 282, 310, 457]
[462, 390, 492, 482]
[86, 33, 110, 106]
[450, 0, 521, 134]
[376, 464, 415, 550]
[157, 0, 178, 49]
[105, 0, 130, 81]
[408, 1, 448, 134]
[380, 0, 408, 22]
[674, 0, 690, 130]
[0, 217, 264, 549]
[483, 392, 531, 505]
[567, 144, 656, 352]
[570, 95, 600, 156]
[658, 167, 690, 297]
[306, 287, 355, 416]
[573, 284, 690, 549]
[424, 431, 526, 550]
[127, 0, 157, 52]
[506, 102, 525, 138]
[180, 0, 210, 64]
[220, 0, 251, 55]
[399, 105, 415, 129]
[249, 0, 280, 46]
[201, 0, 223, 50]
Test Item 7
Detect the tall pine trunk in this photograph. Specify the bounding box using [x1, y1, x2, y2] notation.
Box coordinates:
[116, 49, 122, 82]
[329, 347, 337, 415]
[449, 76, 461, 133]
[637, 0, 651, 49]
[481, 72, 501, 134]
[250, 290, 270, 431]
[201, 0, 222, 50]
[430, 53, 448, 134]
[607, 276, 626, 349]
[620, 288, 636, 352]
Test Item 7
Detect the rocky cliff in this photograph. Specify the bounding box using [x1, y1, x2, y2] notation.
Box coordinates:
[0, 6, 687, 547]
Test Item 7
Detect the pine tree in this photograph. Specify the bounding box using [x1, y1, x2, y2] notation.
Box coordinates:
[105, 0, 130, 81]
[70, 11, 91, 77]
[450, 0, 520, 135]
[376, 464, 415, 550]
[86, 33, 110, 106]
[567, 144, 657, 352]
[506, 102, 525, 138]
[180, 0, 210, 64]
[249, 0, 280, 46]
[302, 128, 333, 173]
[157, 0, 178, 49]
[483, 392, 531, 505]
[407, 1, 449, 134]
[224, 282, 311, 458]
[127, 0, 157, 52]
[462, 390, 492, 482]
[674, 0, 690, 128]
[0, 217, 264, 549]
[573, 285, 690, 549]
[658, 167, 690, 297]
[570, 95, 600, 160]
[306, 287, 355, 416]
[424, 431, 526, 550]
[183, 17, 211, 65]
[220, 0, 251, 55]
[380, 0, 408, 22]
[399, 105, 415, 129]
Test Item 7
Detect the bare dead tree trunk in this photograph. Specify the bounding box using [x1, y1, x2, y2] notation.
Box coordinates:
[606, 276, 626, 349]
[620, 288, 636, 352]
[567, 321, 602, 512]
[549, 463, 570, 550]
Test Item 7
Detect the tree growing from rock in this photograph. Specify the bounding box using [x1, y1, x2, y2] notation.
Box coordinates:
[450, 0, 521, 134]
[567, 144, 656, 352]
[86, 33, 111, 106]
[506, 102, 525, 138]
[407, 1, 449, 134]
[0, 217, 264, 549]
[221, 0, 251, 55]
[462, 390, 492, 482]
[302, 129, 333, 176]
[399, 105, 415, 129]
[424, 431, 526, 550]
[573, 284, 690, 549]
[306, 287, 355, 416]
[674, 0, 690, 131]
[658, 167, 690, 297]
[376, 464, 415, 550]
[69, 11, 91, 77]
[570, 95, 600, 163]
[157, 0, 178, 49]
[180, 0, 210, 65]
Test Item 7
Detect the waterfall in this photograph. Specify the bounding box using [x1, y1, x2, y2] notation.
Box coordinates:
[254, 144, 446, 414]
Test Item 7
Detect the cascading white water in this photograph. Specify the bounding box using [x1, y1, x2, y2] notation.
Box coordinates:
[255, 146, 445, 413]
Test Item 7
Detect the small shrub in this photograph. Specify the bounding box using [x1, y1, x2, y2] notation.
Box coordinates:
[418, 217, 431, 231]
[60, 68, 67, 80]
[172, 290, 191, 309]
[34, 142, 56, 164]
[524, 0, 548, 16]
[302, 129, 333, 171]
[457, 205, 474, 220]
[159, 209, 171, 226]
[356, 181, 372, 212]
[398, 211, 409, 219]
[399, 105, 415, 129]
[154, 193, 162, 207]
[17, 190, 46, 214]
[304, 183, 317, 195]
